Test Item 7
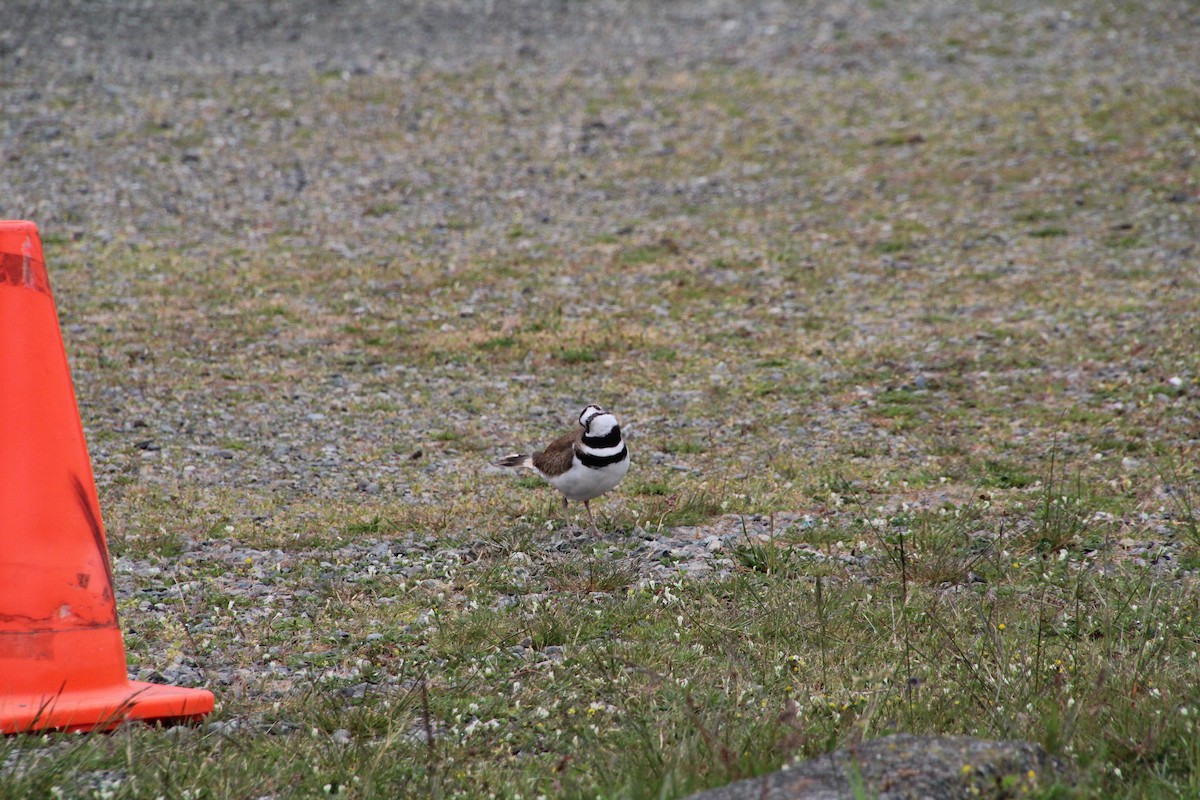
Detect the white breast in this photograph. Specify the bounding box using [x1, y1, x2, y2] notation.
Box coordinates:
[547, 455, 630, 501]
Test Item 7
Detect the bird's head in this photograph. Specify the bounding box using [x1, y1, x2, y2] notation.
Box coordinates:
[579, 404, 619, 437]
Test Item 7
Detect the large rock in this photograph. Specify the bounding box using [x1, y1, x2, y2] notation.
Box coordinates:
[685, 735, 1070, 800]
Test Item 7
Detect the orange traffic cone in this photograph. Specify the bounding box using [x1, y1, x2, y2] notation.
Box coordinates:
[0, 220, 214, 733]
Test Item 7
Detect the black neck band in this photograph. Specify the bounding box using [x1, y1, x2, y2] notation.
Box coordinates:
[579, 445, 627, 468]
[582, 427, 622, 449]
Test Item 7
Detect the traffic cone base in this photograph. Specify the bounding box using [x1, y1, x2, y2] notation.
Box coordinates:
[0, 629, 211, 733]
[0, 220, 214, 733]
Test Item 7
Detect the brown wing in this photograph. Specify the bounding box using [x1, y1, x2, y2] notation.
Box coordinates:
[531, 428, 581, 477]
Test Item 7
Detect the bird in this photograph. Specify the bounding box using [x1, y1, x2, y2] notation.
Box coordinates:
[497, 404, 630, 534]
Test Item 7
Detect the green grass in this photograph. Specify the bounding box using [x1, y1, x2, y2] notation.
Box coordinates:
[558, 347, 599, 364]
[979, 458, 1037, 489]
[619, 242, 679, 265]
[8, 493, 1200, 798]
[1028, 227, 1070, 238]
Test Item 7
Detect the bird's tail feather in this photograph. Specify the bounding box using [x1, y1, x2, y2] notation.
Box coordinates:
[497, 453, 533, 469]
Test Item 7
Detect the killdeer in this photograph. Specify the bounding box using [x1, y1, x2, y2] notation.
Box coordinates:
[498, 404, 630, 534]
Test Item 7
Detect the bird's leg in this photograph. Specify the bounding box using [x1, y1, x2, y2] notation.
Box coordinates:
[560, 496, 574, 533]
[584, 500, 599, 536]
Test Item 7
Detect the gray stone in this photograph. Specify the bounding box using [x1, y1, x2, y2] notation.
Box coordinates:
[683, 735, 1070, 800]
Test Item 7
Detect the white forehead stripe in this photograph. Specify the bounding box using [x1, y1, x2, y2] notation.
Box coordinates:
[579, 404, 605, 426]
[586, 414, 618, 437]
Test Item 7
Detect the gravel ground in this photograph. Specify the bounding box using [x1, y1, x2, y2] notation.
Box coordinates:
[3, 0, 1198, 727]
[5, 0, 1195, 498]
